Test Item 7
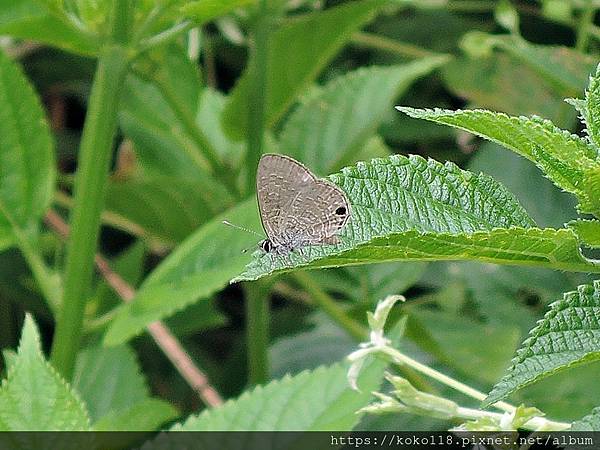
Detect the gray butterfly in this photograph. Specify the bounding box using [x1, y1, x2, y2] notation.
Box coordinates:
[256, 154, 351, 255]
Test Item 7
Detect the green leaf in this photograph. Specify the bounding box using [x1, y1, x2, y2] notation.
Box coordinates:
[72, 344, 149, 423]
[484, 280, 600, 407]
[279, 57, 449, 174]
[468, 143, 577, 228]
[442, 54, 571, 124]
[181, 0, 256, 23]
[492, 37, 596, 97]
[166, 359, 388, 431]
[93, 398, 177, 431]
[0, 49, 56, 249]
[569, 219, 600, 248]
[0, 314, 90, 430]
[571, 407, 600, 431]
[311, 261, 427, 306]
[222, 0, 386, 138]
[269, 314, 355, 379]
[494, 0, 519, 33]
[105, 176, 228, 245]
[103, 199, 259, 346]
[0, 1, 98, 55]
[235, 155, 598, 281]
[397, 107, 598, 208]
[407, 309, 521, 384]
[580, 63, 600, 151]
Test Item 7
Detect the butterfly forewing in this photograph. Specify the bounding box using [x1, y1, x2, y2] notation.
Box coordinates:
[256, 154, 350, 252]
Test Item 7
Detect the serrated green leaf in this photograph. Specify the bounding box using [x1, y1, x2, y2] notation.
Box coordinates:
[280, 57, 449, 174]
[93, 398, 178, 431]
[0, 49, 56, 249]
[0, 314, 90, 431]
[582, 63, 600, 151]
[484, 280, 600, 407]
[0, 1, 98, 55]
[397, 107, 597, 206]
[72, 344, 149, 423]
[181, 0, 255, 23]
[569, 219, 600, 248]
[571, 407, 600, 431]
[164, 358, 387, 432]
[235, 155, 599, 281]
[103, 199, 258, 346]
[222, 0, 386, 138]
[582, 166, 600, 216]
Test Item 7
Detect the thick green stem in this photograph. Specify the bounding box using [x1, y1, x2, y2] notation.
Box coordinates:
[293, 272, 368, 341]
[50, 2, 132, 378]
[245, 0, 271, 195]
[245, 281, 270, 385]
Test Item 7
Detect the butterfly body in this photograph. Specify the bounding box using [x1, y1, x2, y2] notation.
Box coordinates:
[256, 154, 351, 255]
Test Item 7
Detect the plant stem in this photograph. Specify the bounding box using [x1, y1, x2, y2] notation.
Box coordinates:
[245, 0, 271, 195]
[381, 346, 516, 413]
[351, 32, 438, 59]
[576, 0, 595, 52]
[293, 271, 368, 341]
[245, 280, 271, 385]
[50, 1, 132, 379]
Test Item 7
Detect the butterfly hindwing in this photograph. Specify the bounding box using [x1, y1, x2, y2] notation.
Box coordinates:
[256, 154, 350, 253]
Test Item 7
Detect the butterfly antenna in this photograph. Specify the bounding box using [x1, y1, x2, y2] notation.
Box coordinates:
[222, 220, 263, 238]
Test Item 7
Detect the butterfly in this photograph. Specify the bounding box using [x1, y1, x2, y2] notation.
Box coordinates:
[256, 154, 351, 255]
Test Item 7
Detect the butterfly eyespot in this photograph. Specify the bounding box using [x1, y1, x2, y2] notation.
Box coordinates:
[335, 206, 347, 215]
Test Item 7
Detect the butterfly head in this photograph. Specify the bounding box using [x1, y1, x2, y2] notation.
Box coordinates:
[260, 238, 274, 253]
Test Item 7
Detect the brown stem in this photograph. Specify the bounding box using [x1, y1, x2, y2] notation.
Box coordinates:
[44, 209, 223, 407]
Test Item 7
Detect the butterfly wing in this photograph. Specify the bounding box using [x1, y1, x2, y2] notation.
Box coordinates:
[257, 154, 315, 245]
[285, 178, 350, 245]
[256, 154, 350, 247]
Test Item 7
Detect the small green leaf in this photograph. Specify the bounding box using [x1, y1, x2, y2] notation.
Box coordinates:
[103, 199, 258, 346]
[495, 0, 519, 33]
[0, 49, 56, 249]
[93, 398, 177, 431]
[72, 344, 149, 423]
[484, 280, 600, 407]
[0, 314, 90, 430]
[280, 57, 449, 174]
[0, 1, 98, 55]
[222, 0, 386, 138]
[235, 155, 598, 281]
[397, 107, 597, 207]
[181, 0, 256, 23]
[571, 407, 600, 431]
[165, 359, 388, 431]
[569, 219, 600, 248]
